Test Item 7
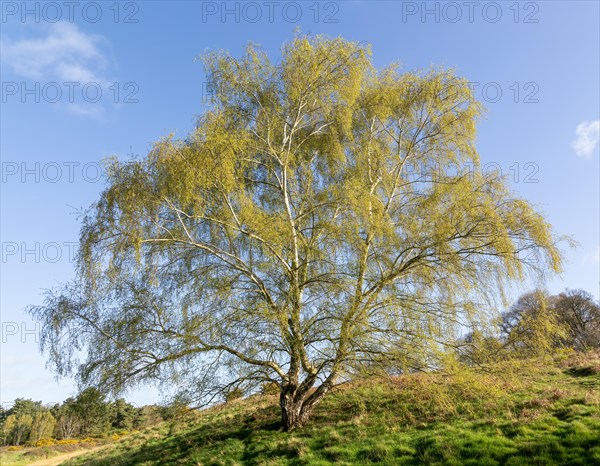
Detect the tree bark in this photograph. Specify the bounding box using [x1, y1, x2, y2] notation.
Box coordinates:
[280, 395, 309, 431]
[279, 380, 331, 431]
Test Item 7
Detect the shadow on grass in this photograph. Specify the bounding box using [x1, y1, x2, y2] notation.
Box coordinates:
[68, 426, 252, 465]
[566, 366, 598, 377]
[65, 405, 285, 466]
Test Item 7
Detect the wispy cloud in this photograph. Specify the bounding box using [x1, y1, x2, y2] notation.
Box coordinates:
[1, 22, 116, 116]
[571, 120, 600, 158]
[1, 22, 109, 82]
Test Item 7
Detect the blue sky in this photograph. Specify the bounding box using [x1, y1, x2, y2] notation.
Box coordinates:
[1, 0, 599, 407]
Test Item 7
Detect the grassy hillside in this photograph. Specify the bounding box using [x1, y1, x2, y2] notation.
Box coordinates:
[32, 353, 600, 465]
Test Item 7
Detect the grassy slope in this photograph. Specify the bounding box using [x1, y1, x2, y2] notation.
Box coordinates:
[64, 352, 600, 466]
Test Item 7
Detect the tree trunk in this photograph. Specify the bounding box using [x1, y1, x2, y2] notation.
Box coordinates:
[280, 397, 308, 431]
[280, 387, 310, 432]
[279, 381, 331, 431]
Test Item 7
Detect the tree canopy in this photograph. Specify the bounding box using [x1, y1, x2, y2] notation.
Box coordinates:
[29, 34, 563, 431]
[555, 289, 600, 351]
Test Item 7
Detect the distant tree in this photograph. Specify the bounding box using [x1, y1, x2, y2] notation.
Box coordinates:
[29, 411, 56, 444]
[0, 407, 9, 445]
[456, 328, 504, 365]
[109, 399, 138, 430]
[554, 289, 600, 351]
[7, 399, 44, 417]
[29, 34, 564, 431]
[0, 419, 8, 446]
[2, 414, 32, 446]
[54, 398, 82, 439]
[71, 388, 110, 436]
[1, 399, 48, 445]
[501, 290, 567, 357]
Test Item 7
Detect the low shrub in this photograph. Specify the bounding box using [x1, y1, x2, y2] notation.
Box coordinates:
[58, 438, 79, 445]
[35, 438, 56, 447]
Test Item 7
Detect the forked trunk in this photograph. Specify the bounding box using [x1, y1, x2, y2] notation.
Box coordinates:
[280, 393, 310, 432]
[279, 382, 329, 431]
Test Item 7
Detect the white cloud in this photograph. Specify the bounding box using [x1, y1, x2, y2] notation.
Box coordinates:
[0, 22, 118, 117]
[571, 120, 600, 158]
[0, 22, 108, 83]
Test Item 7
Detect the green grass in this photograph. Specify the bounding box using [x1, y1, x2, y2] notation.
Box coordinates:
[32, 353, 600, 465]
[0, 450, 30, 465]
